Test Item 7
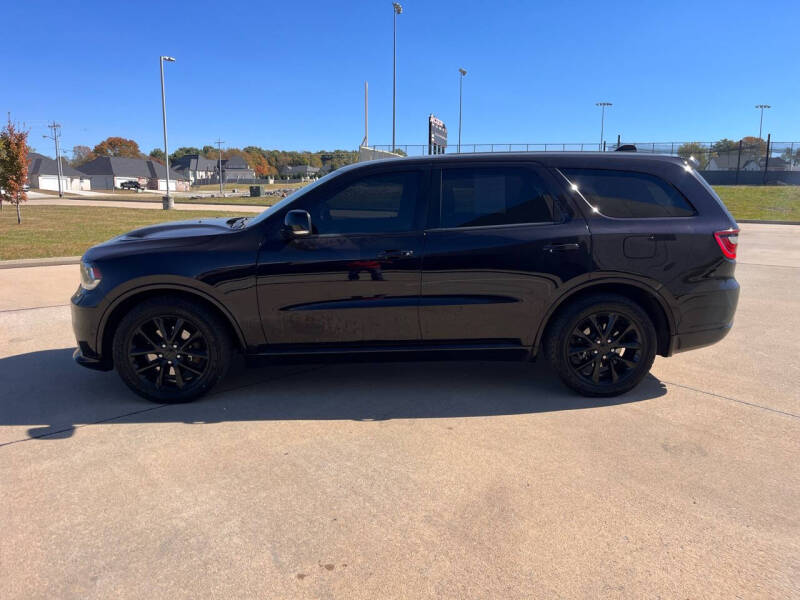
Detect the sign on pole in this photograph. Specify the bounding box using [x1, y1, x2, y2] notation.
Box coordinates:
[428, 115, 447, 155]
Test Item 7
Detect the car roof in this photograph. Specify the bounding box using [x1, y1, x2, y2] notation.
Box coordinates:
[355, 151, 688, 170]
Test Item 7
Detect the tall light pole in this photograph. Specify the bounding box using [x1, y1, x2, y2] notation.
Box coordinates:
[596, 102, 612, 151]
[44, 122, 63, 197]
[215, 138, 225, 197]
[160, 55, 176, 209]
[458, 68, 467, 153]
[755, 104, 771, 140]
[392, 2, 402, 151]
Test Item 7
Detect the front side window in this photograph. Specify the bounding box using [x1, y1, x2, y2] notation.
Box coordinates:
[307, 171, 420, 235]
[439, 166, 557, 229]
[562, 168, 695, 218]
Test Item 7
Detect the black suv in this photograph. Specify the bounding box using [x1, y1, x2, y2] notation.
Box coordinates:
[72, 153, 739, 402]
[120, 180, 143, 190]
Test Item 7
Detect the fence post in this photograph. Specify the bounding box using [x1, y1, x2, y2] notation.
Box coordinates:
[603, 141, 607, 152]
[763, 134, 771, 184]
[735, 140, 742, 185]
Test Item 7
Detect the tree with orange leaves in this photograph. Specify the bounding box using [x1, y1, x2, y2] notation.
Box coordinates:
[0, 117, 30, 224]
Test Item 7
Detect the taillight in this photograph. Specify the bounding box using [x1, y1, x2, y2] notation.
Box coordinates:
[714, 229, 739, 260]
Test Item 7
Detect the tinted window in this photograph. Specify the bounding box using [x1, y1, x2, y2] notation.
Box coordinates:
[562, 168, 694, 218]
[307, 171, 420, 235]
[439, 167, 557, 228]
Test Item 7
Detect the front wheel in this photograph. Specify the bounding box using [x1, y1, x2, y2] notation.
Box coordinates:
[112, 296, 233, 403]
[545, 294, 657, 397]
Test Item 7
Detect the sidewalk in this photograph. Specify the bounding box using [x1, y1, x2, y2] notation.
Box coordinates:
[26, 197, 264, 213]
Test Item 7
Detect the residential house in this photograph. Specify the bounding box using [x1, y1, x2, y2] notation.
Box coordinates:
[171, 154, 219, 183]
[280, 164, 321, 180]
[707, 150, 759, 171]
[221, 155, 254, 181]
[77, 157, 190, 191]
[27, 153, 91, 191]
[741, 156, 790, 172]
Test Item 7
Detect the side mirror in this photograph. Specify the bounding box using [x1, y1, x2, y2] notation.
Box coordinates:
[281, 209, 312, 239]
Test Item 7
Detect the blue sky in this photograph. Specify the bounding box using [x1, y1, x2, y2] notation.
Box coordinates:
[4, 0, 798, 156]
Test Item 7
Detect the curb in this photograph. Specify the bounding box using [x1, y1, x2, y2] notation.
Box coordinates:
[738, 219, 800, 226]
[0, 256, 81, 269]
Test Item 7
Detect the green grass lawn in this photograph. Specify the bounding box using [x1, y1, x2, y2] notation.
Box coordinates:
[713, 186, 800, 222]
[0, 205, 235, 260]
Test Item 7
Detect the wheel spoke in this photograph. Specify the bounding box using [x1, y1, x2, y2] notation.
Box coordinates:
[568, 345, 591, 356]
[169, 318, 185, 345]
[179, 331, 202, 351]
[614, 342, 641, 350]
[591, 358, 602, 383]
[605, 313, 618, 339]
[130, 348, 156, 357]
[155, 365, 165, 388]
[618, 357, 638, 369]
[609, 359, 619, 383]
[573, 330, 595, 346]
[136, 362, 159, 374]
[612, 324, 634, 343]
[173, 364, 185, 388]
[154, 317, 168, 344]
[183, 350, 208, 360]
[588, 315, 602, 340]
[136, 327, 160, 351]
[177, 360, 203, 376]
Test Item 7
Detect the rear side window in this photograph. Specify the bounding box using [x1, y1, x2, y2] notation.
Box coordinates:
[562, 168, 695, 218]
[439, 166, 557, 228]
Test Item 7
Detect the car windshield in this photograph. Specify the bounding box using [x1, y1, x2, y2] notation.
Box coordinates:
[247, 164, 361, 226]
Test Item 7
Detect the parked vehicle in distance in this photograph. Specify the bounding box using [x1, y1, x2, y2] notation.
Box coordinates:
[72, 153, 740, 402]
[119, 180, 143, 190]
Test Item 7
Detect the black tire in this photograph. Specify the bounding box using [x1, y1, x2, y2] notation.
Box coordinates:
[544, 294, 657, 397]
[112, 296, 233, 403]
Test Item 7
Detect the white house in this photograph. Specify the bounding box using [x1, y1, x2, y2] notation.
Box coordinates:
[27, 153, 90, 191]
[77, 156, 189, 191]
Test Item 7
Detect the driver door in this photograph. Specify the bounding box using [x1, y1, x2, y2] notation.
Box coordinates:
[256, 167, 427, 346]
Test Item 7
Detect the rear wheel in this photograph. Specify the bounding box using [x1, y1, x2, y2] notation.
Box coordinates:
[545, 294, 657, 397]
[112, 296, 233, 403]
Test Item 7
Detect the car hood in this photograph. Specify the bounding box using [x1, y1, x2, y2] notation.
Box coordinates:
[115, 217, 236, 241]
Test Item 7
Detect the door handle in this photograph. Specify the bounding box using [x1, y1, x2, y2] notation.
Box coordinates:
[543, 243, 580, 253]
[378, 249, 415, 259]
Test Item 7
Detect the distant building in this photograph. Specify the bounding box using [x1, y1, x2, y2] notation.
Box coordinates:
[707, 150, 759, 171]
[77, 157, 189, 191]
[171, 154, 218, 183]
[221, 155, 254, 181]
[27, 153, 91, 191]
[280, 165, 321, 179]
[741, 156, 790, 172]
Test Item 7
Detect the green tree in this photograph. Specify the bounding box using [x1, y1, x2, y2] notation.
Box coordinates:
[677, 142, 708, 169]
[0, 118, 31, 223]
[149, 148, 165, 163]
[169, 146, 201, 162]
[739, 136, 767, 155]
[711, 139, 738, 154]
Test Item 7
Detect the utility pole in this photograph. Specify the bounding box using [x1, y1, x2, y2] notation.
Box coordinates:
[45, 122, 64, 197]
[458, 68, 467, 153]
[596, 102, 612, 151]
[215, 139, 225, 197]
[159, 55, 176, 209]
[755, 104, 771, 140]
[392, 2, 403, 151]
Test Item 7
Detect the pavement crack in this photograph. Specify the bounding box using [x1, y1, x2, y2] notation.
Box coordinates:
[661, 379, 800, 420]
[0, 303, 70, 313]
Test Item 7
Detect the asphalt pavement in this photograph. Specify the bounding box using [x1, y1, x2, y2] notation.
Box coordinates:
[1, 224, 798, 599]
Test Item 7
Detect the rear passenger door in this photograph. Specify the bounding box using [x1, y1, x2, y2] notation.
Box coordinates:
[420, 162, 592, 346]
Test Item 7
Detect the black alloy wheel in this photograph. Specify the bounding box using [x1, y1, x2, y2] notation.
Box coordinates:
[113, 297, 233, 403]
[566, 311, 642, 386]
[545, 294, 657, 397]
[128, 316, 210, 393]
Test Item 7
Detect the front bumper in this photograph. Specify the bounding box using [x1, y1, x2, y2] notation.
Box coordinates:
[71, 290, 112, 370]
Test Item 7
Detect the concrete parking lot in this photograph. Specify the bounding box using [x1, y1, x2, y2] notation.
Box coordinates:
[1, 224, 798, 599]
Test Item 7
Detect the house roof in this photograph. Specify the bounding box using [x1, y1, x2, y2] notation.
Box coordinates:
[708, 151, 759, 169]
[280, 164, 320, 175]
[172, 154, 218, 171]
[28, 153, 86, 177]
[222, 155, 250, 170]
[77, 156, 186, 180]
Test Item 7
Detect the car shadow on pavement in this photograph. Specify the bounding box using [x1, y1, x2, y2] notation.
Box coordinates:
[0, 348, 667, 442]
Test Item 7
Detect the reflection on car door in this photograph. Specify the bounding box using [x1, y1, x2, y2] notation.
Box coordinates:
[420, 163, 591, 347]
[256, 168, 427, 346]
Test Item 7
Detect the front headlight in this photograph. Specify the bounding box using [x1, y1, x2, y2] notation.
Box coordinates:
[80, 261, 102, 290]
